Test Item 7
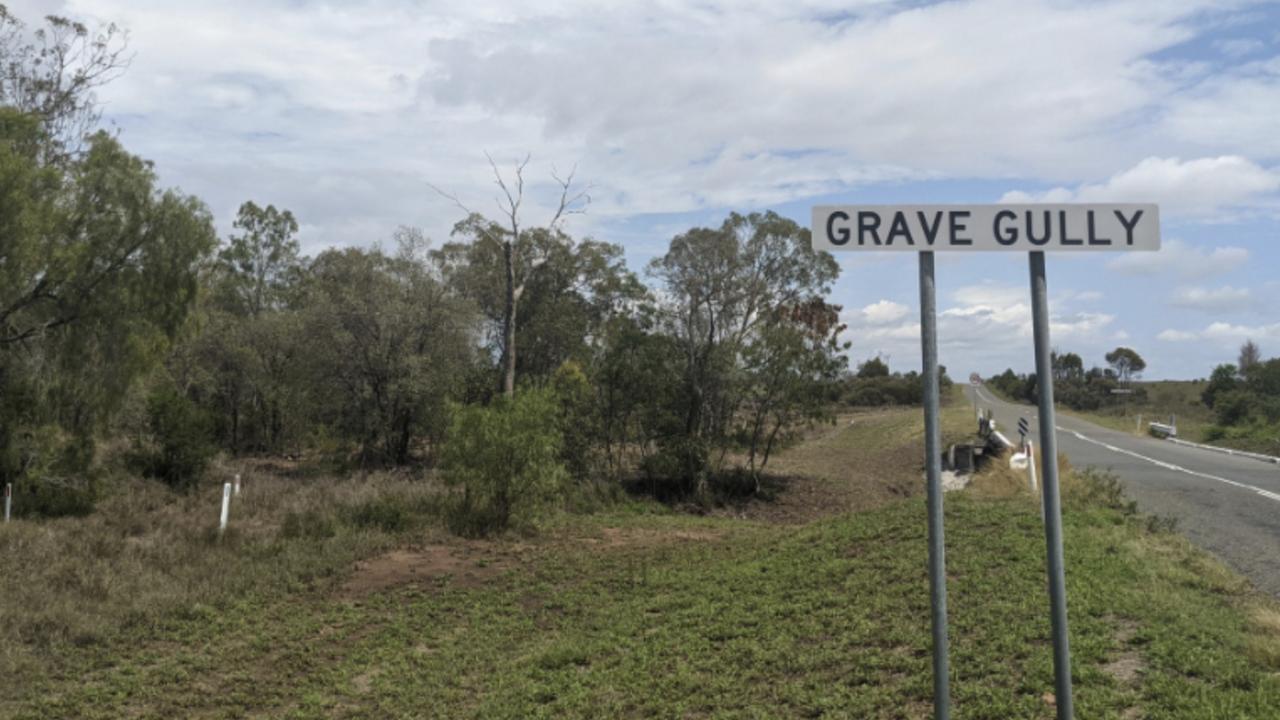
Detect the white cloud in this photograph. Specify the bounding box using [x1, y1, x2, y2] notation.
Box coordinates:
[1106, 239, 1249, 278]
[1202, 321, 1280, 343]
[861, 299, 910, 325]
[999, 156, 1280, 217]
[21, 0, 1265, 253]
[1156, 322, 1280, 346]
[1216, 38, 1265, 58]
[842, 280, 1118, 372]
[1162, 56, 1280, 158]
[1157, 329, 1199, 341]
[1169, 285, 1255, 312]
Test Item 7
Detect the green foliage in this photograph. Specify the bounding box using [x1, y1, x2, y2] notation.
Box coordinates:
[855, 356, 889, 378]
[137, 385, 216, 490]
[645, 211, 841, 487]
[550, 360, 596, 481]
[1105, 346, 1146, 384]
[843, 366, 953, 407]
[0, 107, 215, 497]
[1202, 363, 1239, 408]
[341, 496, 414, 534]
[1214, 389, 1254, 426]
[303, 239, 476, 465]
[441, 389, 568, 535]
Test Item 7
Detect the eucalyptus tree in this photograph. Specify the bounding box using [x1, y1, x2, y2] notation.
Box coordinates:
[0, 6, 129, 162]
[431, 154, 590, 396]
[0, 109, 216, 508]
[647, 211, 840, 490]
[303, 238, 478, 464]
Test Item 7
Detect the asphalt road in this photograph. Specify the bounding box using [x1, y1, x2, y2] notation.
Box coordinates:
[966, 383, 1280, 596]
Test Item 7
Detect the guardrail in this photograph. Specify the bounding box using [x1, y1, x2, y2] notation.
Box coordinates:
[1148, 422, 1177, 438]
[1165, 437, 1280, 466]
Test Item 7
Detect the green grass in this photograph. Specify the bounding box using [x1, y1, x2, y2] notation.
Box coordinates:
[5, 399, 1280, 718]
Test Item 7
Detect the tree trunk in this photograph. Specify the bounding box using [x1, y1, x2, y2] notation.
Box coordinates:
[502, 240, 517, 398]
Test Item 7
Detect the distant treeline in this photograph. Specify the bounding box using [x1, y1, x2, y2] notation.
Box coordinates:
[986, 347, 1147, 411]
[841, 356, 953, 407]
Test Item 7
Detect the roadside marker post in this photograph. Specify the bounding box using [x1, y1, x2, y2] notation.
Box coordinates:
[234, 473, 242, 496]
[4, 483, 10, 523]
[219, 482, 232, 535]
[813, 203, 1160, 720]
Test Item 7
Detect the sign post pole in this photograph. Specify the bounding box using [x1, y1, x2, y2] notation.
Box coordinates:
[918, 251, 951, 720]
[812, 202, 1157, 720]
[1029, 250, 1074, 719]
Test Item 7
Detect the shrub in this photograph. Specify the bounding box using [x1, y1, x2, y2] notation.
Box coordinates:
[137, 386, 216, 490]
[341, 496, 413, 533]
[1214, 390, 1254, 427]
[3, 425, 98, 518]
[551, 361, 596, 482]
[441, 389, 567, 536]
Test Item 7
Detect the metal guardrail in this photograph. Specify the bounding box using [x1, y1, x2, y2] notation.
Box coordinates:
[1148, 422, 1176, 438]
[1165, 437, 1280, 466]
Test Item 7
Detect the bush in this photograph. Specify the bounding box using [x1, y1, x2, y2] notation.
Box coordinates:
[136, 386, 216, 490]
[3, 425, 98, 518]
[1214, 390, 1254, 427]
[551, 361, 596, 482]
[341, 495, 417, 534]
[441, 388, 567, 536]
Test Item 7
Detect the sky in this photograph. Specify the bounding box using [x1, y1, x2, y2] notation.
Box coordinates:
[9, 0, 1280, 379]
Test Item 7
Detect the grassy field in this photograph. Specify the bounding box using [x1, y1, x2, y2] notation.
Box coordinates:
[1066, 380, 1215, 442]
[4, 393, 1280, 718]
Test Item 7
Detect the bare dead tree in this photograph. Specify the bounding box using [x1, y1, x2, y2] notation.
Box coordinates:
[430, 153, 591, 397]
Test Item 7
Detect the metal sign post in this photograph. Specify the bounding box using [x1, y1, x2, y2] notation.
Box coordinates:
[918, 251, 950, 719]
[1029, 251, 1073, 719]
[812, 203, 1159, 720]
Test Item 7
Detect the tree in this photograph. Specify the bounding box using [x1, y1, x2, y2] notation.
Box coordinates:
[434, 228, 642, 386]
[0, 110, 216, 506]
[740, 298, 847, 485]
[857, 356, 890, 378]
[0, 7, 129, 161]
[303, 239, 476, 464]
[431, 154, 590, 397]
[214, 202, 302, 317]
[1051, 350, 1084, 383]
[1239, 340, 1261, 375]
[1202, 364, 1238, 409]
[1105, 347, 1146, 385]
[647, 211, 840, 491]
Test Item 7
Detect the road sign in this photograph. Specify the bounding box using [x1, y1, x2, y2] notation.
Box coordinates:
[812, 204, 1159, 252]
[807, 203, 1156, 720]
[1018, 417, 1029, 437]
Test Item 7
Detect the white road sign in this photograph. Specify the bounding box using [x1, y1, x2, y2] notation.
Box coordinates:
[812, 204, 1159, 252]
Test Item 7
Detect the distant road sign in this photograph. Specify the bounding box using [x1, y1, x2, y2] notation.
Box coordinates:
[812, 204, 1160, 252]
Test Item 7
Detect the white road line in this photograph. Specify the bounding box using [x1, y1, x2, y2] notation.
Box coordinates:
[1060, 426, 1280, 505]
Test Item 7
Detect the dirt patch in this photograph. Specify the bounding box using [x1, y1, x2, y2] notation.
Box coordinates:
[1103, 619, 1146, 687]
[341, 544, 508, 598]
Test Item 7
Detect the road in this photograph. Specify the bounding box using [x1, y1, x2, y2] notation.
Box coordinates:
[966, 383, 1280, 596]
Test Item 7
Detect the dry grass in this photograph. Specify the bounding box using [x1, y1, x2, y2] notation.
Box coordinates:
[0, 458, 446, 688]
